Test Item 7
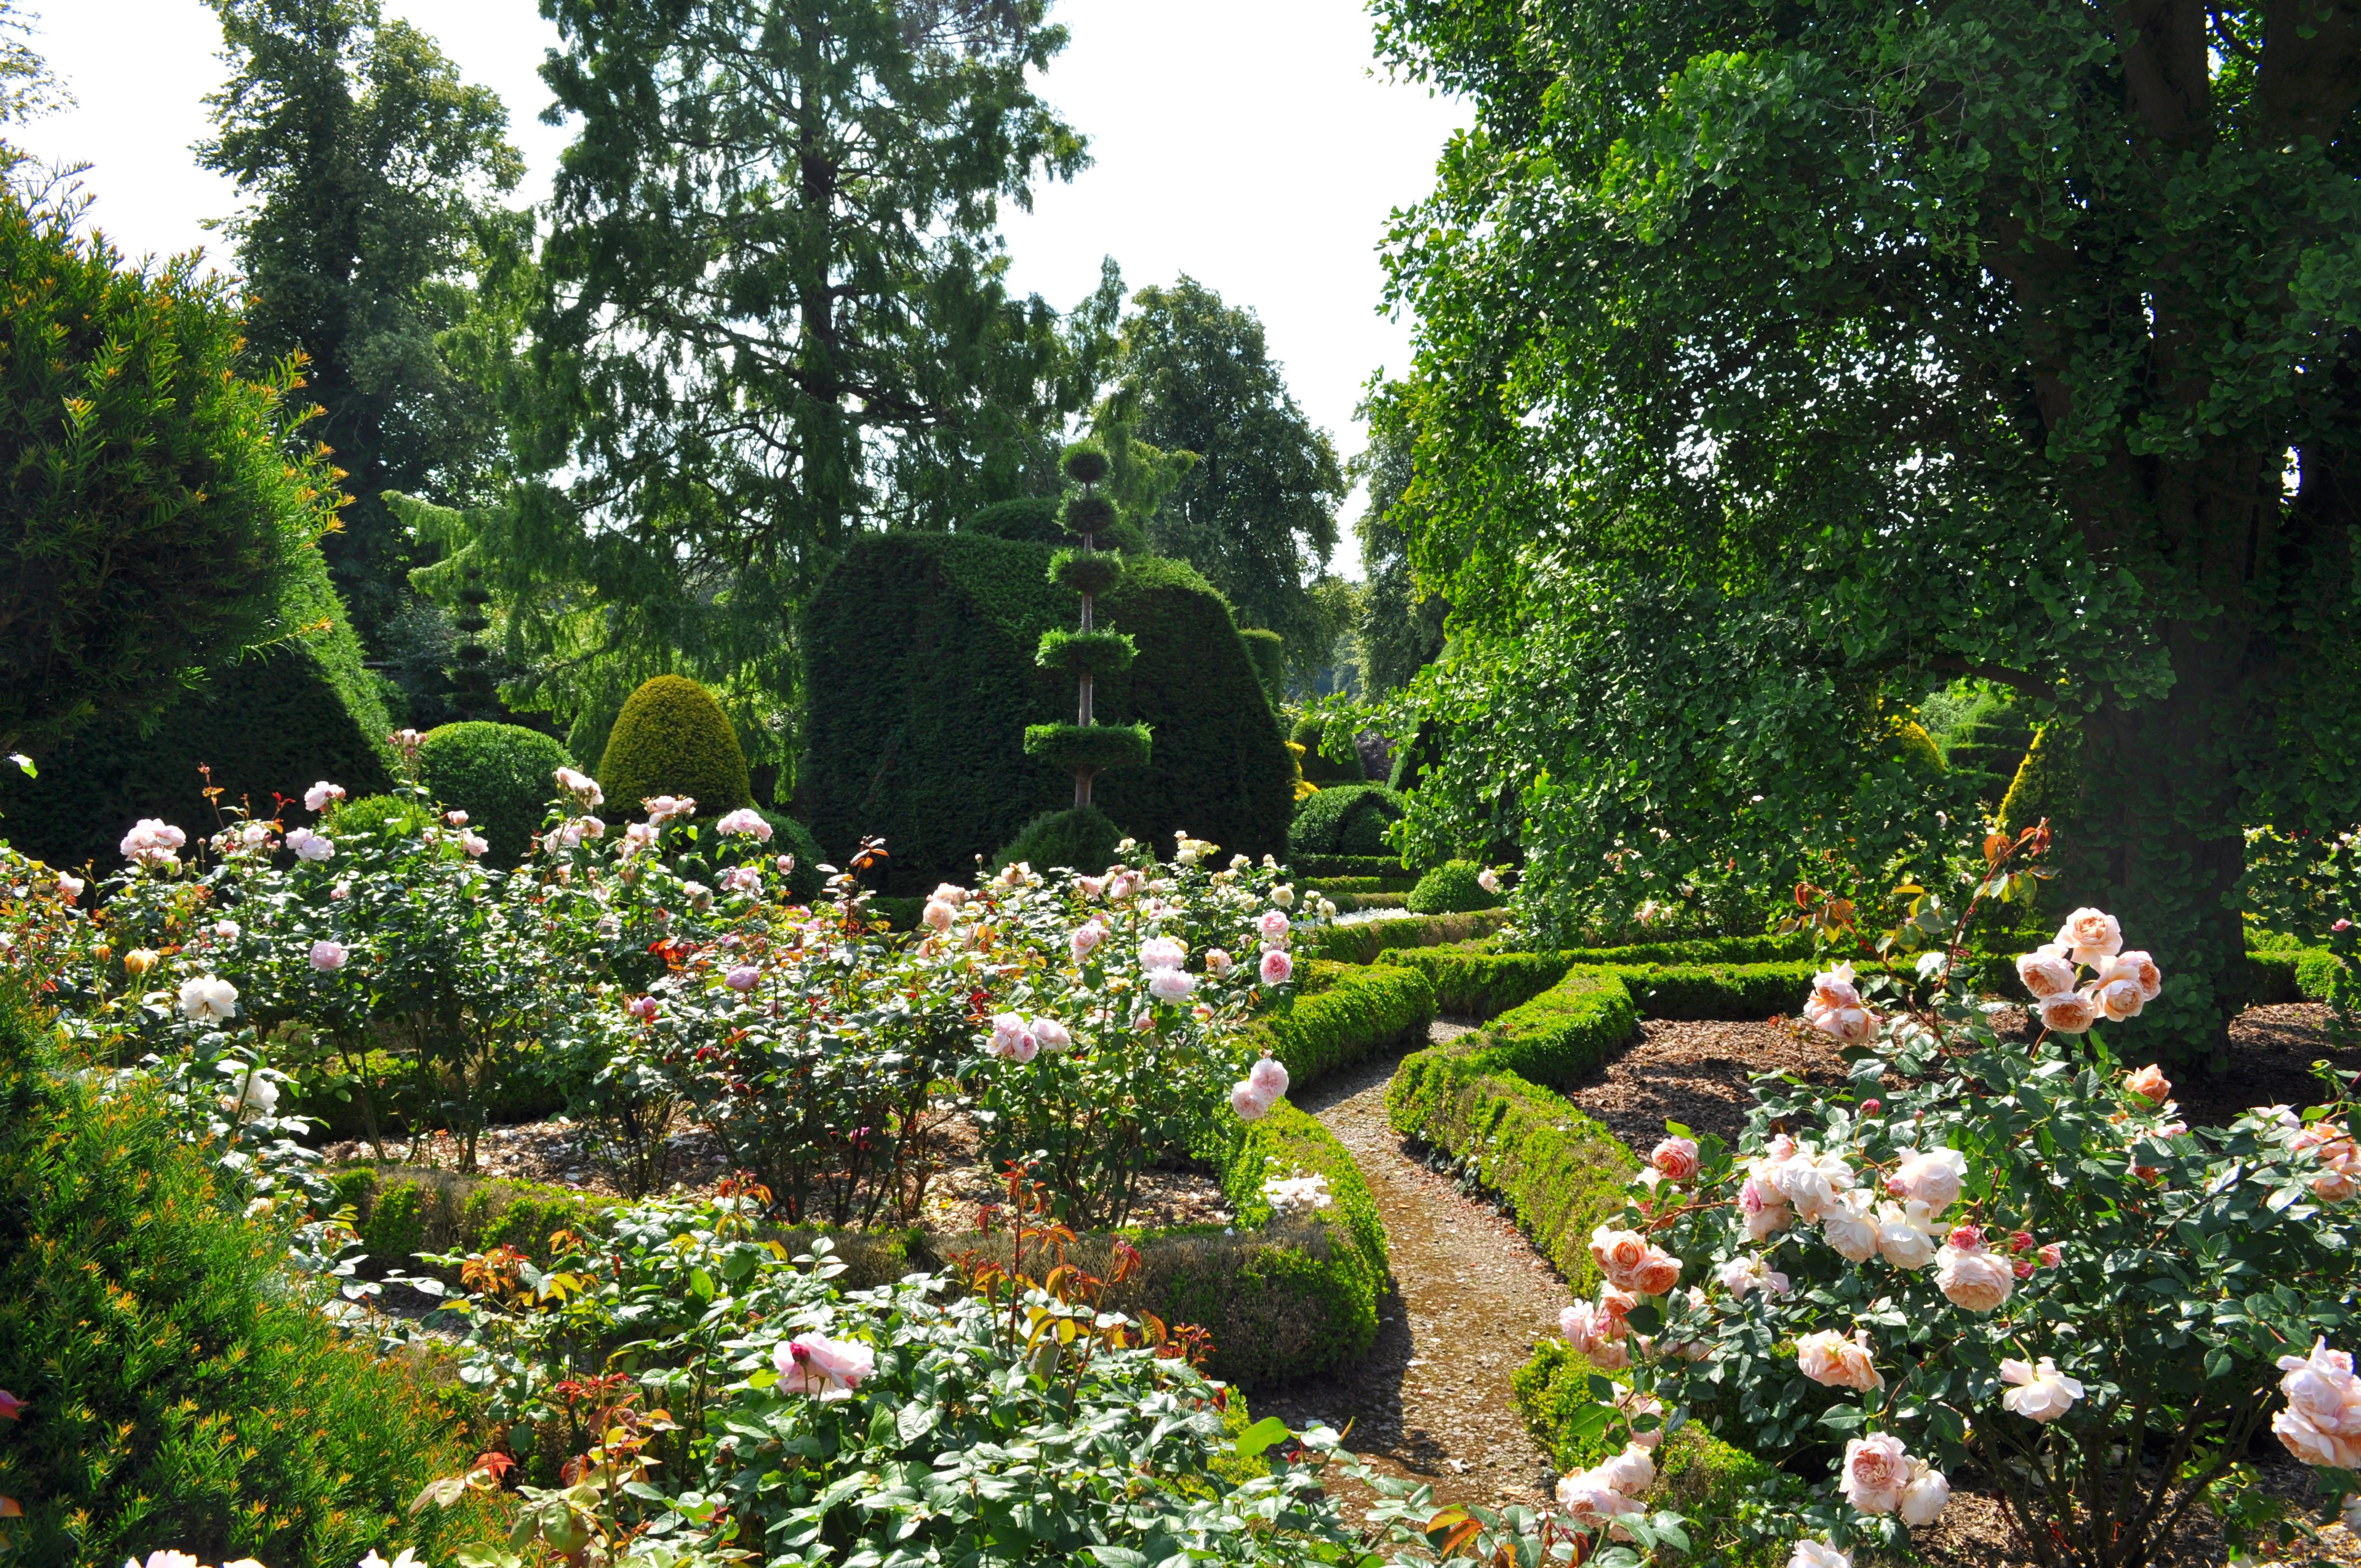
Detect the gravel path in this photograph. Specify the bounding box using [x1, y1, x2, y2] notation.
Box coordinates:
[1253, 1020, 1570, 1514]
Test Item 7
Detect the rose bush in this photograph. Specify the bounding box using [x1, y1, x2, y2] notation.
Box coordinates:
[1541, 861, 2361, 1567]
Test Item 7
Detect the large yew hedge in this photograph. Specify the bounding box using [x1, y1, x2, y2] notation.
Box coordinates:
[802, 533, 1292, 892]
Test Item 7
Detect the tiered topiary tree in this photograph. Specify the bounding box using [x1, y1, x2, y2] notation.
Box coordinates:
[1020, 444, 1152, 842]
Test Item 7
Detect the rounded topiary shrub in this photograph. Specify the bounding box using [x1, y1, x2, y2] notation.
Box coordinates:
[323, 792, 435, 847]
[961, 495, 1064, 545]
[1406, 859, 1500, 914]
[992, 805, 1123, 876]
[415, 722, 572, 867]
[1290, 716, 1362, 784]
[599, 675, 753, 819]
[1288, 783, 1407, 862]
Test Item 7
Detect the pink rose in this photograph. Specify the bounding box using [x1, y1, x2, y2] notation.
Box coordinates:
[643, 794, 697, 823]
[1811, 1005, 1879, 1047]
[1739, 1178, 1794, 1240]
[460, 832, 489, 858]
[2054, 907, 2124, 965]
[1558, 1300, 1631, 1370]
[1146, 968, 1197, 1001]
[308, 940, 347, 972]
[1820, 1189, 1881, 1263]
[1259, 910, 1291, 943]
[1838, 1432, 1910, 1514]
[1260, 949, 1293, 986]
[627, 995, 659, 1020]
[1248, 1055, 1290, 1099]
[1031, 1017, 1071, 1053]
[1070, 922, 1105, 962]
[725, 965, 760, 992]
[2015, 946, 2076, 999]
[1999, 1357, 2084, 1422]
[921, 900, 955, 933]
[1796, 1328, 1884, 1391]
[715, 808, 772, 840]
[1650, 1136, 1700, 1182]
[1230, 1080, 1276, 1121]
[773, 1333, 873, 1400]
[1789, 1542, 1852, 1568]
[1936, 1236, 2014, 1311]
[303, 781, 346, 813]
[1886, 1147, 1967, 1211]
[1806, 963, 1860, 1014]
[2037, 989, 2100, 1035]
[1554, 1473, 1646, 1532]
[1716, 1255, 1791, 1299]
[722, 865, 762, 894]
[1139, 936, 1187, 971]
[444, 810, 470, 826]
[2125, 1064, 2172, 1103]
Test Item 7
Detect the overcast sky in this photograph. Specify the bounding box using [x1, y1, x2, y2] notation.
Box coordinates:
[8, 0, 1466, 574]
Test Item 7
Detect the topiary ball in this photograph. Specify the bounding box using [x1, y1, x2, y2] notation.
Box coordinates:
[1287, 783, 1406, 861]
[599, 676, 753, 818]
[415, 722, 573, 867]
[1061, 440, 1111, 487]
[992, 805, 1123, 876]
[1405, 859, 1500, 914]
[1050, 548, 1125, 597]
[1059, 491, 1119, 537]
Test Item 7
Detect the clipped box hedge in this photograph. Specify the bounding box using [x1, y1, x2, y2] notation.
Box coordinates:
[1374, 946, 1575, 1020]
[2241, 947, 2341, 1005]
[1374, 941, 1816, 1025]
[1245, 960, 1437, 1086]
[1607, 960, 1815, 1020]
[1307, 908, 1516, 963]
[1293, 853, 1415, 879]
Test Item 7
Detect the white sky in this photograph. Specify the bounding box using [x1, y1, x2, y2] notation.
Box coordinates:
[8, 0, 1465, 575]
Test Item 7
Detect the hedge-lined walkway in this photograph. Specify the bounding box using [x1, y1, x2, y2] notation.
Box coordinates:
[1254, 1021, 1569, 1513]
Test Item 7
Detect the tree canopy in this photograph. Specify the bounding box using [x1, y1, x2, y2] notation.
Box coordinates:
[199, 0, 524, 667]
[1115, 277, 1347, 664]
[1372, 0, 2361, 1053]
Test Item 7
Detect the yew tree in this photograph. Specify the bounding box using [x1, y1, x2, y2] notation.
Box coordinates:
[1375, 0, 2361, 1054]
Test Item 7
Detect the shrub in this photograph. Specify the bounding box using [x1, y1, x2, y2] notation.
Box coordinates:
[960, 494, 1064, 543]
[0, 176, 341, 756]
[1288, 782, 1406, 861]
[1998, 720, 2081, 839]
[1247, 961, 1437, 1087]
[0, 549, 395, 873]
[802, 533, 1293, 892]
[1306, 908, 1516, 963]
[0, 989, 496, 1567]
[1406, 858, 1500, 914]
[1291, 715, 1361, 783]
[1384, 1036, 1638, 1293]
[1375, 947, 1574, 1020]
[596, 674, 752, 817]
[993, 804, 1123, 875]
[1239, 627, 1286, 706]
[1293, 853, 1417, 880]
[414, 721, 572, 867]
[1606, 960, 1817, 1020]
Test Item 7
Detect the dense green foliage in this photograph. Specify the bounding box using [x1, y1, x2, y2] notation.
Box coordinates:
[1291, 716, 1360, 783]
[1240, 627, 1286, 707]
[803, 533, 1292, 891]
[1117, 279, 1348, 662]
[0, 546, 395, 872]
[0, 990, 493, 1567]
[1304, 908, 1515, 963]
[1247, 961, 1438, 1086]
[993, 805, 1123, 876]
[413, 721, 570, 865]
[596, 674, 753, 817]
[1923, 684, 2033, 807]
[1405, 858, 1499, 914]
[1288, 782, 1406, 861]
[1371, 0, 2361, 1054]
[0, 172, 342, 756]
[964, 495, 1065, 545]
[1351, 389, 1450, 696]
[198, 0, 524, 662]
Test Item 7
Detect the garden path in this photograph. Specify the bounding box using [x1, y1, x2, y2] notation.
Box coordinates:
[1252, 1020, 1570, 1516]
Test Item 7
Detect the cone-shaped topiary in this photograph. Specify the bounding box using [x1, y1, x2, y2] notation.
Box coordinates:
[1025, 442, 1150, 808]
[599, 675, 753, 818]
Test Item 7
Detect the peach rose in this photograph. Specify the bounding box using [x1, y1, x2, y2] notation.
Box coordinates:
[1796, 1327, 1884, 1391]
[2125, 1064, 2172, 1103]
[2106, 949, 2163, 1001]
[1999, 1356, 2083, 1423]
[1807, 963, 1861, 1014]
[1886, 1146, 1967, 1211]
[2015, 945, 2076, 999]
[2093, 976, 2145, 1022]
[1875, 1200, 1941, 1270]
[1650, 1136, 1700, 1182]
[1821, 1189, 1881, 1264]
[2054, 907, 2123, 965]
[1592, 1442, 1656, 1497]
[1810, 1004, 1880, 1047]
[1590, 1226, 1651, 1285]
[1898, 1458, 1951, 1525]
[1838, 1431, 1910, 1514]
[2037, 989, 2101, 1035]
[1740, 1176, 1794, 1240]
[1935, 1237, 2015, 1311]
[1628, 1244, 1683, 1297]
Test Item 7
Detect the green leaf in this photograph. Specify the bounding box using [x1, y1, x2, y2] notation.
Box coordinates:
[1233, 1416, 1292, 1460]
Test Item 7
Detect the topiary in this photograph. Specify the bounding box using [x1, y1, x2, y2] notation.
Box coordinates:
[1290, 715, 1362, 783]
[801, 533, 1293, 894]
[961, 495, 1064, 545]
[1288, 783, 1407, 862]
[1239, 628, 1285, 709]
[992, 805, 1124, 876]
[1895, 718, 1944, 774]
[1024, 443, 1152, 810]
[415, 721, 573, 867]
[0, 544, 396, 872]
[1999, 722, 2082, 838]
[599, 675, 754, 818]
[0, 988, 501, 1566]
[1406, 859, 1500, 914]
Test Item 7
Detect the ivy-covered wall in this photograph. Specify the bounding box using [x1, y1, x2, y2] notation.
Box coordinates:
[802, 533, 1293, 892]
